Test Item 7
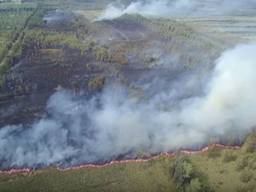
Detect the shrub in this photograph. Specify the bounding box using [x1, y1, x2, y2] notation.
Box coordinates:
[236, 183, 256, 192]
[171, 156, 214, 192]
[88, 76, 105, 90]
[236, 156, 249, 171]
[240, 170, 253, 183]
[245, 143, 255, 153]
[94, 46, 109, 62]
[109, 50, 128, 65]
[186, 178, 201, 192]
[236, 155, 256, 171]
[171, 156, 195, 191]
[223, 151, 237, 163]
[207, 147, 222, 159]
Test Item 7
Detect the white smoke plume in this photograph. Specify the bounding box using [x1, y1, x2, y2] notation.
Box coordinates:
[0, 44, 256, 168]
[97, 0, 256, 20]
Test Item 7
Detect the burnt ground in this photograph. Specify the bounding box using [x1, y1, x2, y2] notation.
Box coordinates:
[0, 13, 230, 127]
[0, 48, 96, 125]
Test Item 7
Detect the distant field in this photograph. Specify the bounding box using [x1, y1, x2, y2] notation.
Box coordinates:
[180, 16, 256, 42]
[0, 2, 37, 84]
[0, 3, 34, 55]
[74, 9, 102, 21]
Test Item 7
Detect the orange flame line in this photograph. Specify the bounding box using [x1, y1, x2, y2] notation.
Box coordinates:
[0, 144, 241, 174]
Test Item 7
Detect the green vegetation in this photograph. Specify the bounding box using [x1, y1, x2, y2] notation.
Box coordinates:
[171, 156, 214, 192]
[240, 170, 253, 183]
[190, 134, 256, 192]
[0, 1, 96, 86]
[23, 29, 93, 53]
[0, 134, 254, 192]
[0, 158, 176, 192]
[222, 151, 237, 163]
[207, 146, 222, 159]
[0, 1, 38, 85]
[94, 46, 109, 61]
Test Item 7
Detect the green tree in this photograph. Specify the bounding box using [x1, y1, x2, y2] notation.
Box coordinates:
[171, 156, 214, 192]
[223, 151, 237, 163]
[187, 178, 202, 192]
[240, 170, 253, 183]
[207, 147, 222, 159]
[171, 156, 195, 191]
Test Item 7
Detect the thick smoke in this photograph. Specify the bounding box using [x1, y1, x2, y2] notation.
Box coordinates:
[97, 0, 256, 20]
[1, 44, 256, 168]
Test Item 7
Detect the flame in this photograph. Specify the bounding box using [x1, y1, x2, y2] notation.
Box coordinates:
[59, 144, 240, 171]
[0, 144, 241, 174]
[0, 168, 31, 175]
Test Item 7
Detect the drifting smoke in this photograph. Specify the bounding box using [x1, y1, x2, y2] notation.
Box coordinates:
[1, 44, 256, 168]
[97, 0, 256, 20]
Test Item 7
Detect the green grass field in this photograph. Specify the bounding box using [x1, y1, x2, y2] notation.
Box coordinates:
[0, 157, 176, 192]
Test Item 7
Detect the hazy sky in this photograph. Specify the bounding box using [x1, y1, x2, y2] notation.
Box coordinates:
[97, 0, 256, 20]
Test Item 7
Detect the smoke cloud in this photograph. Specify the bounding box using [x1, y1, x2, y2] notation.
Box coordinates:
[97, 0, 256, 20]
[1, 44, 256, 168]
